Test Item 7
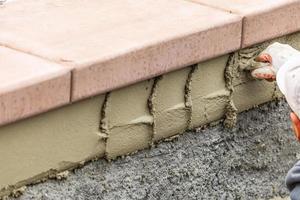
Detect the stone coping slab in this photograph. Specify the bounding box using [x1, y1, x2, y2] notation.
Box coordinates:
[0, 0, 300, 126]
[191, 0, 300, 47]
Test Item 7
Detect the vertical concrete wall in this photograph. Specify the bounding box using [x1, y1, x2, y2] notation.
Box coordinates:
[102, 50, 279, 160]
[101, 80, 154, 159]
[150, 68, 190, 142]
[0, 95, 106, 196]
[189, 55, 230, 128]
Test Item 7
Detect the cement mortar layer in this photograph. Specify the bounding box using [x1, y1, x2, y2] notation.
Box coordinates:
[0, 95, 106, 198]
[189, 55, 230, 128]
[2, 32, 300, 198]
[100, 80, 154, 159]
[150, 68, 191, 142]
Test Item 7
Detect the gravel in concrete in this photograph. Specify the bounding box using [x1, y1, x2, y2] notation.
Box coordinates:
[14, 100, 300, 200]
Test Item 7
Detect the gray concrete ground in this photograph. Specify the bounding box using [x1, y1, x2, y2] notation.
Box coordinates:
[14, 100, 300, 200]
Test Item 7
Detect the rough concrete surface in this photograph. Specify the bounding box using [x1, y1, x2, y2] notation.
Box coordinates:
[11, 100, 300, 200]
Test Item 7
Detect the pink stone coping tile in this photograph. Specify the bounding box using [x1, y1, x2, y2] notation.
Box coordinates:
[0, 47, 71, 126]
[191, 0, 300, 47]
[0, 0, 242, 101]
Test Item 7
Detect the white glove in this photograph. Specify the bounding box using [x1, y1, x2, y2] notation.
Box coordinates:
[252, 42, 300, 115]
[251, 42, 300, 80]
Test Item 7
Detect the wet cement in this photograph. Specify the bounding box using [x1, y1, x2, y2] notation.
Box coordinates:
[14, 100, 300, 200]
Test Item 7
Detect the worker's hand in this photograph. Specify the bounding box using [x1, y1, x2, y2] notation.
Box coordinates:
[252, 53, 275, 82]
[251, 42, 300, 82]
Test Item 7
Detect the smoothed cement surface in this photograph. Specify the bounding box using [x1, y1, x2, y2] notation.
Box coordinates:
[0, 95, 106, 194]
[190, 55, 230, 128]
[151, 68, 190, 141]
[14, 100, 300, 200]
[101, 80, 154, 159]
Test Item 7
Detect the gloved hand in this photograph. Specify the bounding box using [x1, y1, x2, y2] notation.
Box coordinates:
[251, 42, 300, 81]
[252, 42, 300, 141]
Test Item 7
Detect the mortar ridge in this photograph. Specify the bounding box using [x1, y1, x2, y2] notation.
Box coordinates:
[224, 53, 238, 128]
[148, 76, 162, 146]
[99, 92, 110, 159]
[185, 65, 197, 130]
